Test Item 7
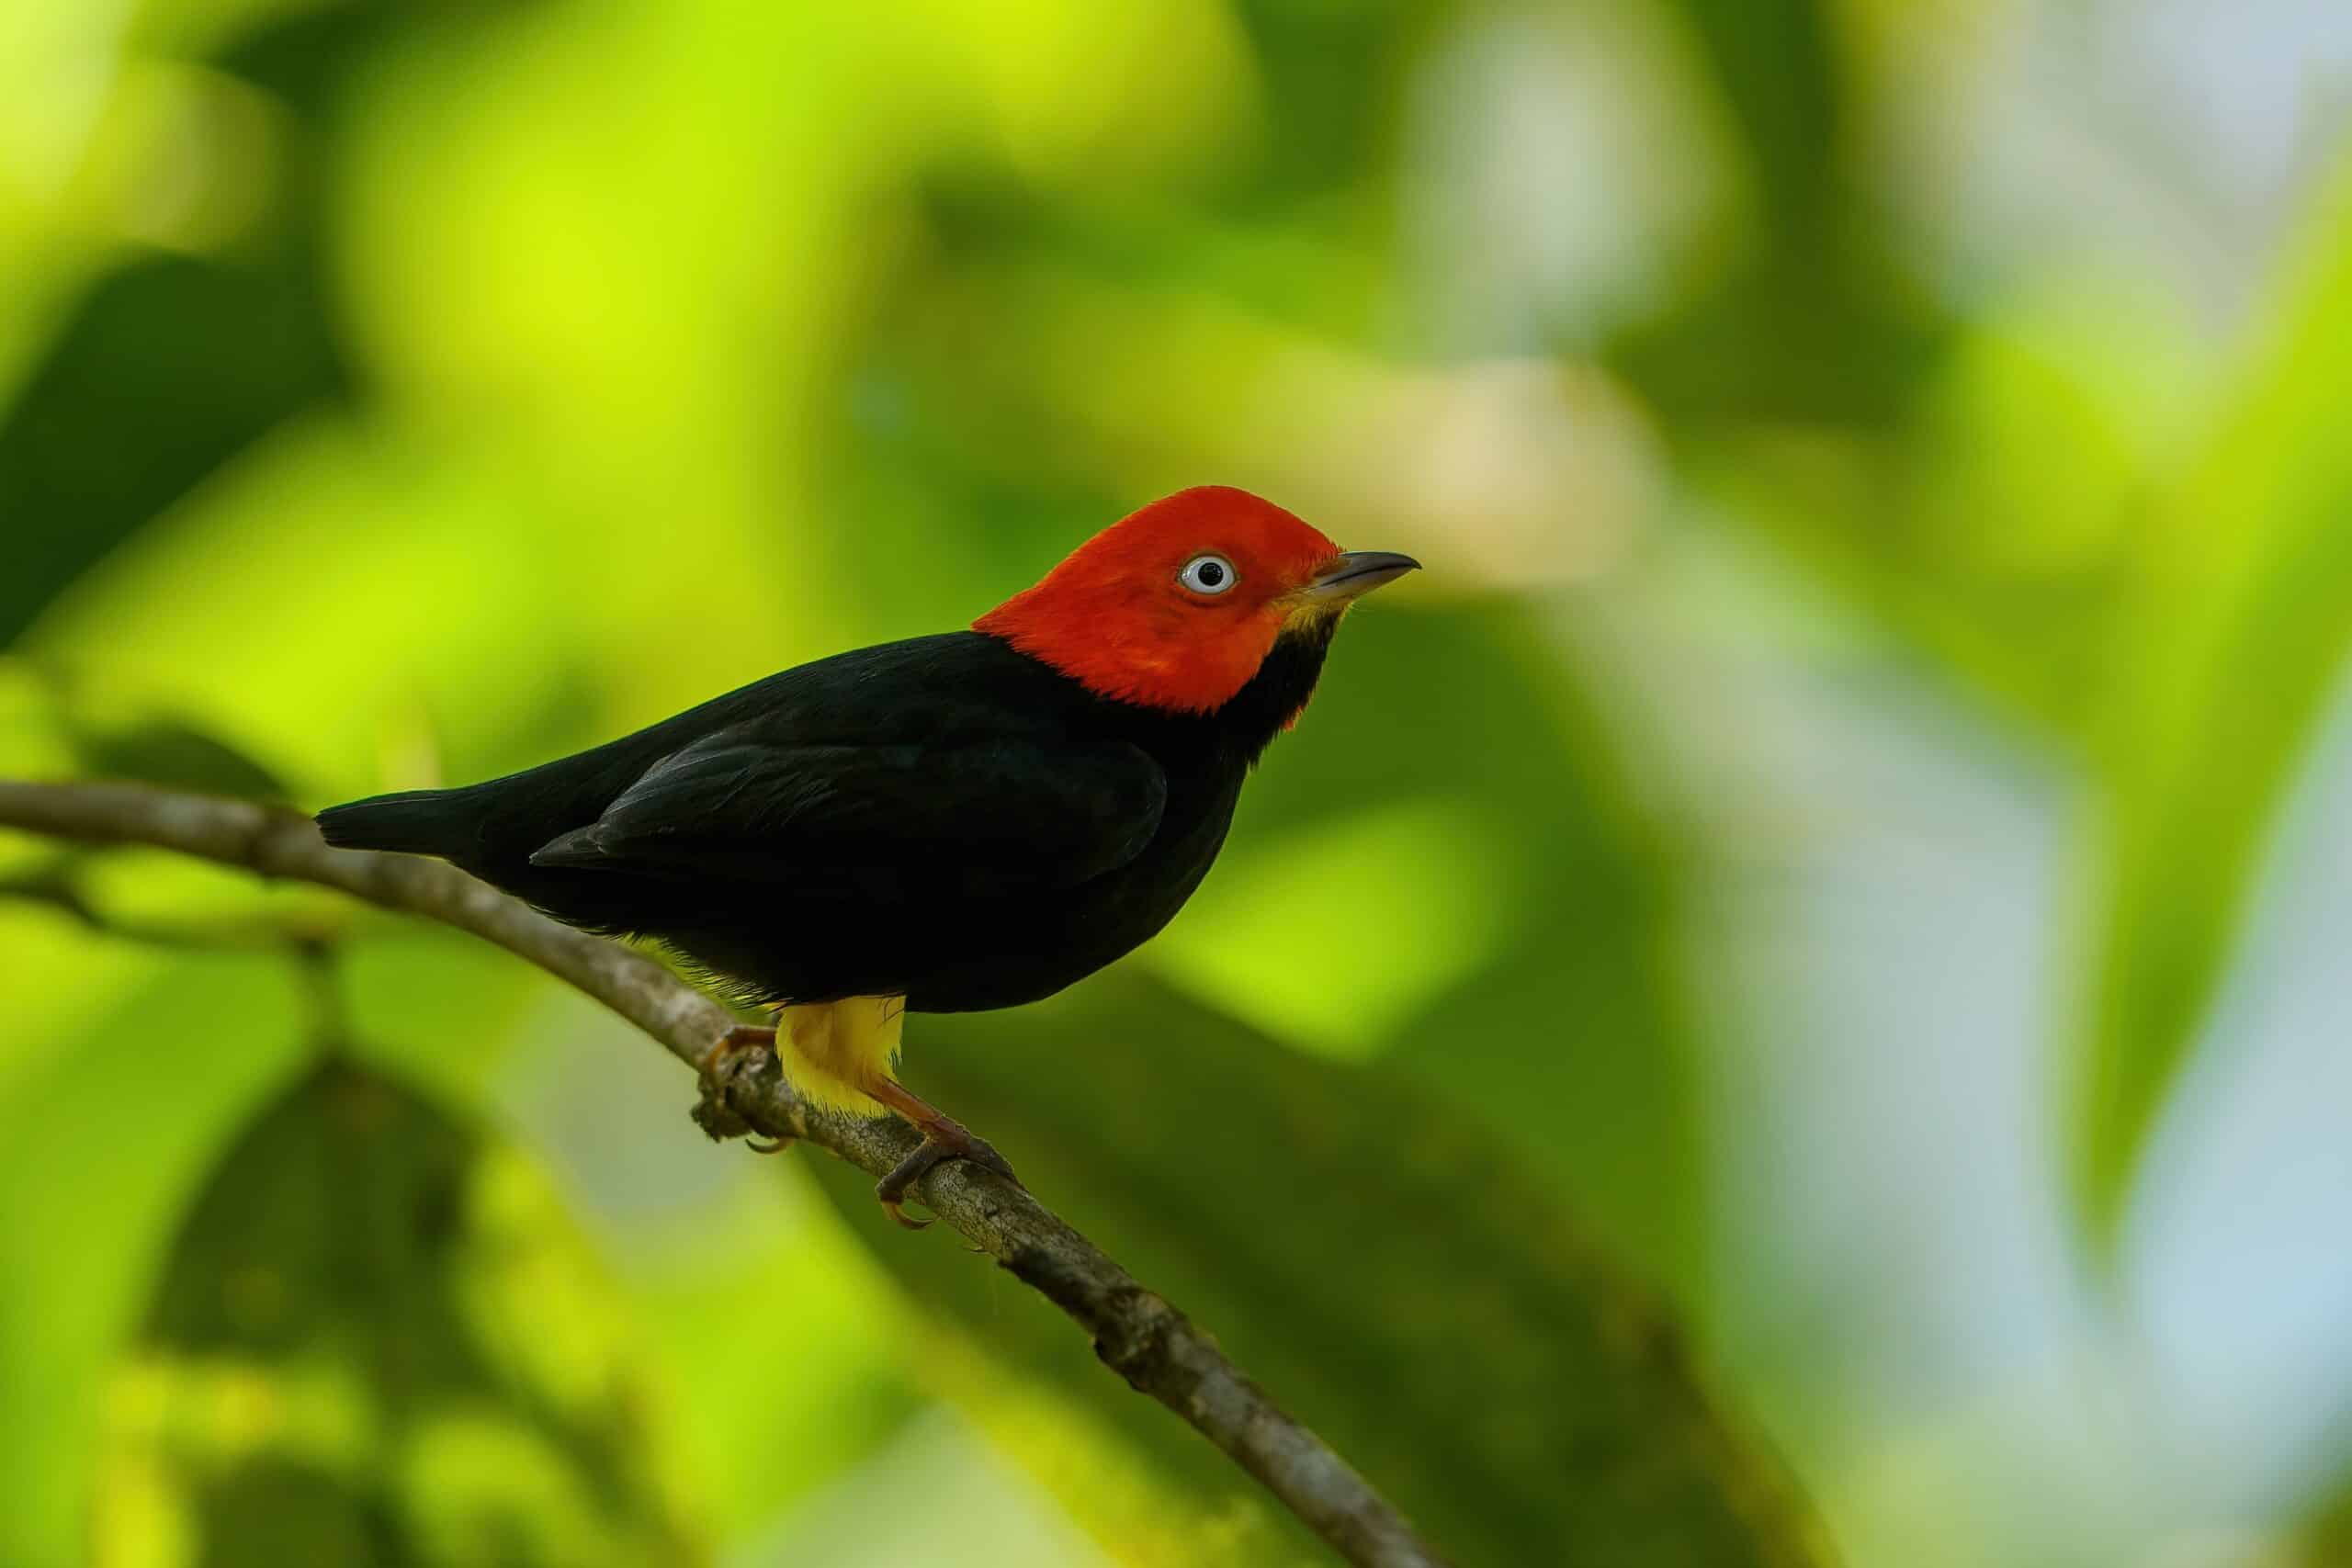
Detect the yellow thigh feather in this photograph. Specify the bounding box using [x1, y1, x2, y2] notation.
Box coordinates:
[775, 996, 905, 1116]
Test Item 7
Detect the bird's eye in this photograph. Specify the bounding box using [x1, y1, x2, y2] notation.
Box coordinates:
[1179, 553, 1238, 596]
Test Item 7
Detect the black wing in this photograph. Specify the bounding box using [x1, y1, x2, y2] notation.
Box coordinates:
[526, 730, 1168, 900]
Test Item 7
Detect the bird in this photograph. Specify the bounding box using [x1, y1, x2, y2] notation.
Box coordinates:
[317, 486, 1418, 1224]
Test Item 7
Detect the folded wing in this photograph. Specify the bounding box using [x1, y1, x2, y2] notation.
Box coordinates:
[527, 731, 1168, 900]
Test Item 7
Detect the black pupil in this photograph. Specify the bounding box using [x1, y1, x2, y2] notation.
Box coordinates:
[1194, 559, 1226, 588]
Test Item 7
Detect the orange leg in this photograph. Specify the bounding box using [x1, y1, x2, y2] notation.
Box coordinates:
[697, 1025, 792, 1154]
[863, 1076, 1019, 1229]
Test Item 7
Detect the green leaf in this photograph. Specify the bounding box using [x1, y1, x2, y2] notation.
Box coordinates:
[0, 0, 381, 652]
[1661, 0, 1843, 236]
[89, 1055, 702, 1567]
[1231, 604, 1710, 1297]
[64, 714, 293, 801]
[1685, 267, 2200, 739]
[2298, 1471, 2352, 1564]
[810, 971, 1828, 1568]
[1609, 0, 1943, 430]
[0, 252, 345, 650]
[0, 0, 539, 656]
[0, 950, 309, 1567]
[2071, 145, 2352, 1249]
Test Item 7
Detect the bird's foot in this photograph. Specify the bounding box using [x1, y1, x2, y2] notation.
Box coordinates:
[689, 1025, 793, 1153]
[864, 1075, 1021, 1229]
[697, 1023, 777, 1079]
[875, 1117, 1017, 1229]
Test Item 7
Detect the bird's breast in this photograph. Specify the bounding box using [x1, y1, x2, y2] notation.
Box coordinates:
[893, 754, 1245, 1013]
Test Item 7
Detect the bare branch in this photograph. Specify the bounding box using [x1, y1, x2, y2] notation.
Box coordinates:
[0, 779, 1453, 1568]
[0, 853, 360, 953]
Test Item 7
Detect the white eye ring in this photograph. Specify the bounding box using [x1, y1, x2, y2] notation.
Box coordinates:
[1179, 553, 1238, 595]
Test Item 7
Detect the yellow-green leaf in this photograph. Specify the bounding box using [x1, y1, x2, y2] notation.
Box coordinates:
[2072, 142, 2352, 1249]
[90, 1056, 703, 1568]
[811, 971, 1827, 1568]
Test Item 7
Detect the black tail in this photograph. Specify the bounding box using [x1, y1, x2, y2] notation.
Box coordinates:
[315, 788, 478, 857]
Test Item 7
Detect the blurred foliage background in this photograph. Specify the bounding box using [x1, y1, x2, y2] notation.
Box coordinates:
[5, 0, 2352, 1563]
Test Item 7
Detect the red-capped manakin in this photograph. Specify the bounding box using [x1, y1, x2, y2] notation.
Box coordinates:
[318, 487, 1418, 1224]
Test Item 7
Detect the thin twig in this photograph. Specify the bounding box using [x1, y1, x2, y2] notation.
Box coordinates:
[0, 854, 360, 952]
[0, 779, 1453, 1568]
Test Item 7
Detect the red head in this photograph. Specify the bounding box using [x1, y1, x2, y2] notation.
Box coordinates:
[975, 486, 1418, 714]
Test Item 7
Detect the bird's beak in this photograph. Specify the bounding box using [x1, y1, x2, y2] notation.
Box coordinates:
[1298, 550, 1421, 605]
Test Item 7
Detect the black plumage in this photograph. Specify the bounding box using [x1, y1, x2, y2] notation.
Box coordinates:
[317, 623, 1338, 1012]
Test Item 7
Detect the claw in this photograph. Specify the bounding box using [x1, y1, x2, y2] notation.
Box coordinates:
[697, 1023, 777, 1082]
[873, 1122, 1018, 1228]
[690, 1025, 787, 1151]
